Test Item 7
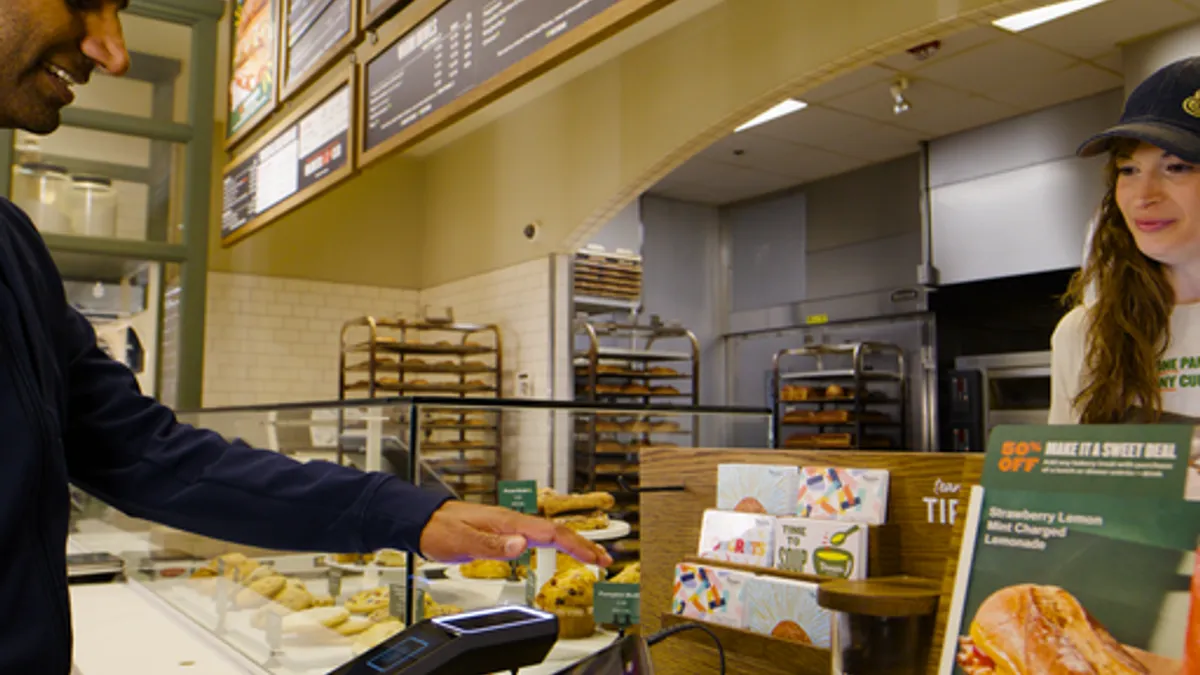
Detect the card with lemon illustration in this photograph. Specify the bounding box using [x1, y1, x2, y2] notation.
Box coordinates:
[774, 517, 867, 580]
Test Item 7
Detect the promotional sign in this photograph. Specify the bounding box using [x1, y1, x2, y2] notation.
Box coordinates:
[940, 425, 1200, 675]
[594, 582, 640, 626]
[282, 0, 354, 96]
[228, 0, 280, 141]
[221, 76, 353, 244]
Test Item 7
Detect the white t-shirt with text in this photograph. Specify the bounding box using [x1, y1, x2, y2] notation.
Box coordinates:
[1050, 303, 1200, 423]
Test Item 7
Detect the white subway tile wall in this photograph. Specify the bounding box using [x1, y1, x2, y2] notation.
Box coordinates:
[202, 272, 421, 407]
[201, 258, 554, 484]
[420, 258, 553, 484]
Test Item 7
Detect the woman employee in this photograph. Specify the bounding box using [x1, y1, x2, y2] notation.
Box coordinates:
[1050, 56, 1200, 424]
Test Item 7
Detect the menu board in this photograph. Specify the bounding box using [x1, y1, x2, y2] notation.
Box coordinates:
[365, 0, 411, 27]
[227, 0, 280, 140]
[222, 83, 352, 241]
[283, 0, 354, 95]
[364, 0, 621, 153]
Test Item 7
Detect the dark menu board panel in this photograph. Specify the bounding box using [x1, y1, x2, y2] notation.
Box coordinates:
[221, 85, 352, 240]
[368, 0, 409, 19]
[228, 0, 279, 137]
[286, 0, 352, 88]
[365, 0, 620, 152]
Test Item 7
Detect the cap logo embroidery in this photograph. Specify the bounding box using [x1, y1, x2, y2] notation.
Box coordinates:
[1185, 90, 1200, 118]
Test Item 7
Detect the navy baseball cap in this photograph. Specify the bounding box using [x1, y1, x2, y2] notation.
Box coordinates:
[1077, 56, 1200, 162]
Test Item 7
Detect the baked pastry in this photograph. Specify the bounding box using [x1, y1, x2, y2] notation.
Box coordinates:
[460, 559, 513, 580]
[626, 421, 651, 433]
[424, 594, 464, 618]
[374, 549, 406, 568]
[346, 587, 390, 614]
[235, 575, 286, 609]
[825, 384, 847, 399]
[595, 420, 622, 432]
[651, 420, 681, 433]
[332, 553, 361, 564]
[272, 581, 314, 612]
[595, 384, 623, 395]
[595, 441, 625, 453]
[310, 594, 335, 608]
[281, 606, 350, 636]
[610, 562, 641, 584]
[734, 497, 768, 514]
[781, 385, 813, 401]
[553, 510, 610, 532]
[955, 584, 1154, 675]
[334, 615, 373, 637]
[540, 491, 616, 517]
[621, 384, 650, 395]
[651, 385, 680, 396]
[352, 619, 405, 656]
[648, 367, 678, 376]
[535, 567, 598, 639]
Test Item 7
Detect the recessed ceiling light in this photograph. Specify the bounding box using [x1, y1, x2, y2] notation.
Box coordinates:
[992, 0, 1108, 32]
[735, 99, 808, 133]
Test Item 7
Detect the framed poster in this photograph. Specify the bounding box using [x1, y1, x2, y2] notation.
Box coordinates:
[279, 0, 360, 102]
[226, 0, 281, 149]
[221, 63, 357, 247]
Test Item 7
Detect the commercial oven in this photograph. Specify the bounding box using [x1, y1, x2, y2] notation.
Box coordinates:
[943, 351, 1052, 452]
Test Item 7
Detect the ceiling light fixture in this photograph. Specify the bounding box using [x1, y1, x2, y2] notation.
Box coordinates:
[992, 0, 1108, 32]
[735, 98, 808, 133]
[890, 76, 911, 115]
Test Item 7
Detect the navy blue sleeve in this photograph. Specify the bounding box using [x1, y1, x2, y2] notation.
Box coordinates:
[60, 308, 451, 554]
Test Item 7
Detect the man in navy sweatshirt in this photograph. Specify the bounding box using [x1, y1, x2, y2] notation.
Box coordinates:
[0, 2, 611, 672]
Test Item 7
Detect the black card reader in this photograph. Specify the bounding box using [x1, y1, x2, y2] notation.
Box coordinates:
[327, 605, 559, 675]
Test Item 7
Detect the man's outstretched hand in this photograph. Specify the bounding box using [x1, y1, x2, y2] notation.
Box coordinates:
[419, 501, 613, 566]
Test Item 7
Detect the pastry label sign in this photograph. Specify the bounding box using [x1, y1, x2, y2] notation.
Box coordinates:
[498, 480, 537, 514]
[594, 582, 640, 626]
[939, 424, 1200, 674]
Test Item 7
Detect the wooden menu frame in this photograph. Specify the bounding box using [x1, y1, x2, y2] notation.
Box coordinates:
[225, 0, 283, 151]
[220, 62, 358, 247]
[362, 0, 409, 31]
[278, 0, 362, 103]
[355, 0, 676, 168]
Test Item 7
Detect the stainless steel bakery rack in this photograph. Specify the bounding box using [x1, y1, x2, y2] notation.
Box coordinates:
[571, 316, 700, 567]
[571, 246, 643, 316]
[770, 341, 908, 451]
[337, 315, 504, 504]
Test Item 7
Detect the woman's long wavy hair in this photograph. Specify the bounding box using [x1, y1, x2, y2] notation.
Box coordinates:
[1065, 138, 1175, 423]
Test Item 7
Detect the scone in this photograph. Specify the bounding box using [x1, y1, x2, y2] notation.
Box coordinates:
[460, 559, 513, 580]
[273, 581, 314, 612]
[346, 587, 390, 614]
[535, 567, 597, 639]
[540, 491, 615, 517]
[610, 562, 641, 584]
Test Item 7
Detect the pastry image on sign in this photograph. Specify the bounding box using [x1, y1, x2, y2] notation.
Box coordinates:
[955, 584, 1178, 675]
[717, 464, 800, 516]
[228, 0, 277, 135]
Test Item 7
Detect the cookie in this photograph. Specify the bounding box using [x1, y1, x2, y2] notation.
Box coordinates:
[460, 559, 512, 580]
[235, 575, 286, 609]
[335, 615, 373, 637]
[281, 606, 350, 635]
[272, 584, 314, 612]
[346, 587, 389, 614]
[352, 620, 405, 656]
[310, 594, 335, 608]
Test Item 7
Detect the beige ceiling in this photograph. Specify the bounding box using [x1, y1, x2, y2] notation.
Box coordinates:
[649, 0, 1200, 206]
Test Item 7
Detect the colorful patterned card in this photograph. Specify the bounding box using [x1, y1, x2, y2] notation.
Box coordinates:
[697, 509, 776, 567]
[671, 563, 750, 629]
[744, 576, 832, 648]
[717, 464, 800, 516]
[774, 516, 868, 580]
[796, 467, 890, 525]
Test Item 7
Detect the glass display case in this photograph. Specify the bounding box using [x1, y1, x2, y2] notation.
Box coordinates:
[67, 397, 771, 674]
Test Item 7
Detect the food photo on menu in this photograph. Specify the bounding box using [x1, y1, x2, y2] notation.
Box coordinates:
[229, 0, 275, 132]
[942, 425, 1200, 675]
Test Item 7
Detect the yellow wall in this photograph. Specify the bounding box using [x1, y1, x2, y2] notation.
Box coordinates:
[418, 0, 1029, 286]
[206, 122, 426, 289]
[212, 0, 1034, 288]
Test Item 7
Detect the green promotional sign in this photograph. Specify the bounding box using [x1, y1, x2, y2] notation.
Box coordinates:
[499, 480, 538, 514]
[594, 582, 640, 626]
[940, 424, 1200, 674]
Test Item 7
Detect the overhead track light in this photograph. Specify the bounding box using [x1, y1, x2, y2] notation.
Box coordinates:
[890, 76, 911, 115]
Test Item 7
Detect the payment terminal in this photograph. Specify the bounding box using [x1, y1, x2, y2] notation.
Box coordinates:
[326, 605, 558, 675]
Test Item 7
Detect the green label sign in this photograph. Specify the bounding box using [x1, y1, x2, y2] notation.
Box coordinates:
[594, 582, 640, 626]
[499, 480, 538, 514]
